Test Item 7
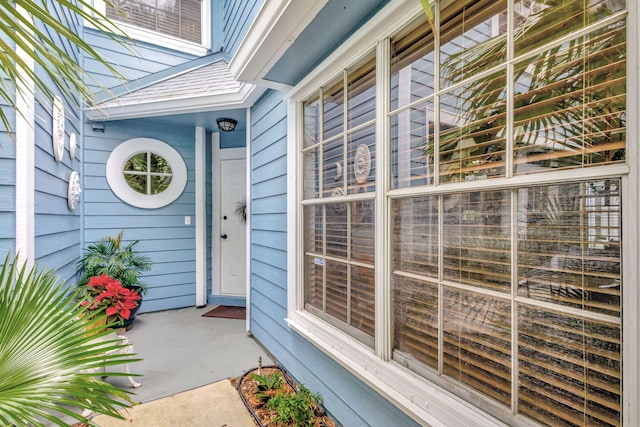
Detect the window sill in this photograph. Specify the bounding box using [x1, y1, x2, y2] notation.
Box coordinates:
[286, 310, 509, 427]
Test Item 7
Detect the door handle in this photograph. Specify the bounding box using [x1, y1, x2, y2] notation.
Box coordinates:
[221, 234, 228, 239]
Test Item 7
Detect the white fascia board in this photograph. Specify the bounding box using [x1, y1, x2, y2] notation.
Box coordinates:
[85, 83, 264, 121]
[229, 0, 328, 88]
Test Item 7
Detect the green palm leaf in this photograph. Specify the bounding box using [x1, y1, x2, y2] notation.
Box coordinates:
[0, 0, 133, 133]
[0, 254, 140, 426]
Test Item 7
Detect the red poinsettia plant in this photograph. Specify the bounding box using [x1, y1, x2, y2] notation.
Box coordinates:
[80, 274, 141, 324]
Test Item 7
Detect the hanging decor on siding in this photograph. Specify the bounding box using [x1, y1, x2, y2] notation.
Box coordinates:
[69, 132, 77, 160]
[67, 171, 81, 211]
[52, 95, 65, 163]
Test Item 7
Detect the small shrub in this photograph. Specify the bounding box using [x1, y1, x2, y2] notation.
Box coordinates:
[265, 384, 322, 427]
[250, 371, 283, 402]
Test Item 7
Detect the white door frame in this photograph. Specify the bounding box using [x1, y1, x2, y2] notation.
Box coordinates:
[211, 142, 247, 303]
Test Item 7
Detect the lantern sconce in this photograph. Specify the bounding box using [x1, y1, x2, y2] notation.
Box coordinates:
[216, 118, 237, 132]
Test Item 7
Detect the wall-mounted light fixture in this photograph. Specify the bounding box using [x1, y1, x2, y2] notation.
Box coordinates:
[216, 118, 237, 132]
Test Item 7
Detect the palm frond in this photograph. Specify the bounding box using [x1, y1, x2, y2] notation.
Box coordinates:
[0, 0, 134, 134]
[0, 253, 140, 426]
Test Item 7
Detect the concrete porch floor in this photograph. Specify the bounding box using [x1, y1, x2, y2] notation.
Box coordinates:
[108, 306, 274, 403]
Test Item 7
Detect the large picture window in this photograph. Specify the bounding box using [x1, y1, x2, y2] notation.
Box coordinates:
[294, 1, 627, 426]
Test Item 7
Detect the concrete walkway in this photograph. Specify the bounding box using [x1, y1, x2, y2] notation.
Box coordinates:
[92, 380, 255, 427]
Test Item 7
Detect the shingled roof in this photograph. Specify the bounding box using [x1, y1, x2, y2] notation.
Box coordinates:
[86, 54, 258, 121]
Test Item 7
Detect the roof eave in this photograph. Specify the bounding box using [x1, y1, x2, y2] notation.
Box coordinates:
[86, 83, 262, 121]
[228, 0, 327, 89]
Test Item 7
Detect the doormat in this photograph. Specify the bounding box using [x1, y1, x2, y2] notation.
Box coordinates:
[202, 305, 246, 320]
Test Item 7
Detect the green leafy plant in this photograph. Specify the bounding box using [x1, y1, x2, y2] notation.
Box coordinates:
[0, 253, 140, 426]
[250, 371, 283, 402]
[0, 0, 134, 134]
[77, 230, 152, 294]
[265, 385, 322, 427]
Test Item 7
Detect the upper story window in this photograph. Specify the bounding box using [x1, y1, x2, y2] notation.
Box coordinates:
[88, 0, 209, 54]
[106, 0, 202, 44]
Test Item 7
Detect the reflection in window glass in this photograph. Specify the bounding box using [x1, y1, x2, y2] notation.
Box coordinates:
[390, 101, 435, 189]
[440, 0, 507, 88]
[123, 151, 173, 195]
[443, 190, 511, 293]
[439, 73, 507, 183]
[347, 53, 376, 129]
[443, 288, 512, 407]
[323, 77, 344, 140]
[517, 180, 621, 316]
[513, 21, 626, 173]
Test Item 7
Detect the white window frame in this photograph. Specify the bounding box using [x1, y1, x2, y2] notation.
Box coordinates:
[285, 1, 639, 426]
[106, 137, 187, 209]
[87, 0, 210, 56]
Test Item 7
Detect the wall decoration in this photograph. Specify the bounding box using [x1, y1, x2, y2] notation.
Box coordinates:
[67, 171, 81, 211]
[52, 96, 65, 163]
[69, 132, 77, 160]
[354, 144, 371, 184]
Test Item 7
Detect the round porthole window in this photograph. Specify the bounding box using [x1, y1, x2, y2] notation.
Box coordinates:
[106, 138, 187, 209]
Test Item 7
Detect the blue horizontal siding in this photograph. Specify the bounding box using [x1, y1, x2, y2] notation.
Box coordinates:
[222, 0, 264, 56]
[28, 6, 83, 279]
[84, 28, 196, 93]
[0, 213, 15, 238]
[83, 119, 197, 313]
[0, 158, 15, 185]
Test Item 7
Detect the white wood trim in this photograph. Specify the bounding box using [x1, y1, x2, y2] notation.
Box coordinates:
[85, 83, 264, 121]
[15, 4, 35, 268]
[211, 144, 246, 299]
[245, 108, 252, 332]
[286, 98, 299, 315]
[195, 127, 207, 307]
[229, 0, 327, 89]
[623, 3, 639, 426]
[375, 38, 390, 360]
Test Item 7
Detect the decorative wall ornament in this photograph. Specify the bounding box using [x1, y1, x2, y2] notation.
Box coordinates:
[69, 132, 77, 160]
[334, 162, 343, 181]
[353, 144, 371, 184]
[52, 96, 65, 163]
[67, 171, 81, 211]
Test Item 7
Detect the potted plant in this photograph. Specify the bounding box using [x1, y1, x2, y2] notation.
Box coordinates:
[79, 274, 142, 332]
[0, 253, 139, 426]
[77, 230, 152, 329]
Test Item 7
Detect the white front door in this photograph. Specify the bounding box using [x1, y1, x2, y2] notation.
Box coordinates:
[219, 158, 246, 295]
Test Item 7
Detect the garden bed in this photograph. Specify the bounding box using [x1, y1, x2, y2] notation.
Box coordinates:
[233, 366, 337, 427]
